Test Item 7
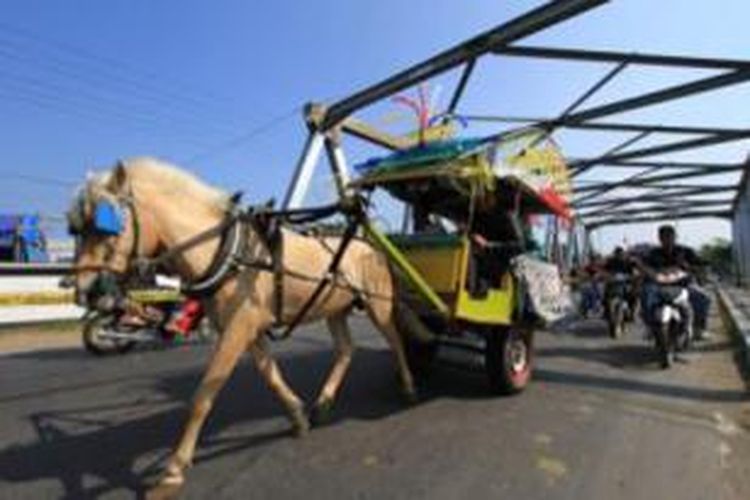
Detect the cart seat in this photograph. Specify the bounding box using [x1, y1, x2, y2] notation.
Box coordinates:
[388, 233, 465, 294]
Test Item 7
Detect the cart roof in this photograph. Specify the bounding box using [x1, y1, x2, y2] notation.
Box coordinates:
[352, 128, 572, 221]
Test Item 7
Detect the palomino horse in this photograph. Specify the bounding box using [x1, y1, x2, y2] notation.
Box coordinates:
[69, 157, 416, 487]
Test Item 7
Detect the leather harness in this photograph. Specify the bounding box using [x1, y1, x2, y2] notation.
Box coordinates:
[129, 195, 367, 341]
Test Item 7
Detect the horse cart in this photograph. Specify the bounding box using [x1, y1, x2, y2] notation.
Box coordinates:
[348, 128, 572, 393]
[283, 97, 574, 395]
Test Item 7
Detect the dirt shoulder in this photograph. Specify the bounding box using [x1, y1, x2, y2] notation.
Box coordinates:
[0, 321, 81, 354]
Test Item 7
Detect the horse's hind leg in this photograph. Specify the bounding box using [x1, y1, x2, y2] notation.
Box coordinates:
[310, 313, 354, 425]
[248, 337, 309, 436]
[365, 300, 417, 401]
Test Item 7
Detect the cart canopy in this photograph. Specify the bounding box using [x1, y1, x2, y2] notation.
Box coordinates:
[354, 128, 572, 222]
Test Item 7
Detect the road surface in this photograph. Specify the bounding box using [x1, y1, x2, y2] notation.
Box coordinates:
[0, 315, 748, 499]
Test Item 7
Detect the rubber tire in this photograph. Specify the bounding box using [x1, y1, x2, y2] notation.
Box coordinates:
[82, 314, 136, 356]
[617, 303, 627, 338]
[676, 321, 691, 352]
[608, 300, 626, 339]
[655, 321, 672, 369]
[485, 327, 533, 395]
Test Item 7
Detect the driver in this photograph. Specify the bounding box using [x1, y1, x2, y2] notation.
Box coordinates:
[635, 225, 711, 340]
[600, 246, 638, 320]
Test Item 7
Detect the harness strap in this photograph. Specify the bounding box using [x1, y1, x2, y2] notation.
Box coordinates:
[142, 216, 236, 273]
[273, 230, 285, 325]
[181, 215, 246, 295]
[254, 202, 343, 225]
[124, 197, 367, 334]
[125, 195, 142, 264]
[267, 210, 362, 341]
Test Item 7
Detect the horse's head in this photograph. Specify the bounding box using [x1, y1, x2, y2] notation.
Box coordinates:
[68, 157, 236, 307]
[67, 162, 142, 307]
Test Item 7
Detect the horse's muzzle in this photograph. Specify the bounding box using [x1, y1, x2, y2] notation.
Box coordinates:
[74, 271, 124, 310]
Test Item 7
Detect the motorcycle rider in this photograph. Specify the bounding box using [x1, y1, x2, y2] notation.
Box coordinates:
[634, 225, 711, 341]
[574, 254, 604, 318]
[600, 246, 638, 321]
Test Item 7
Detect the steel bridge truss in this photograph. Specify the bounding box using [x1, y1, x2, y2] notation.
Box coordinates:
[282, 0, 750, 237]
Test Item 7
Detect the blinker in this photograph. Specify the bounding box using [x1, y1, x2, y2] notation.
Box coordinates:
[93, 200, 124, 236]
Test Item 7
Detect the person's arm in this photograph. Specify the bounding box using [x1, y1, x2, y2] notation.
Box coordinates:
[470, 232, 489, 249]
[630, 253, 658, 281]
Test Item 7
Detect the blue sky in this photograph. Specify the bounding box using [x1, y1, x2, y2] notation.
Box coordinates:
[0, 0, 748, 251]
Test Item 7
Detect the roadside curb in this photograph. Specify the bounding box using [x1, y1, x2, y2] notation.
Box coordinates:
[716, 286, 750, 375]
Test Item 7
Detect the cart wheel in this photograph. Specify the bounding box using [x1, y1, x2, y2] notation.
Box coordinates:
[404, 338, 438, 380]
[485, 327, 532, 395]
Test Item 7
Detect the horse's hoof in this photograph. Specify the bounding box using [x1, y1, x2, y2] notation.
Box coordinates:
[289, 404, 311, 438]
[401, 387, 419, 405]
[292, 419, 310, 438]
[310, 399, 335, 427]
[146, 481, 183, 500]
[158, 461, 186, 487]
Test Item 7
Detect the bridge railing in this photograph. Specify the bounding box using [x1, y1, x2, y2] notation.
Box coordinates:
[0, 263, 82, 326]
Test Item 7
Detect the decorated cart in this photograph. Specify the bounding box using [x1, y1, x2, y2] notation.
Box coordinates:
[282, 87, 576, 393]
[274, 1, 602, 394]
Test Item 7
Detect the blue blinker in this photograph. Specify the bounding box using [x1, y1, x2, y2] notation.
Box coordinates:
[93, 201, 124, 235]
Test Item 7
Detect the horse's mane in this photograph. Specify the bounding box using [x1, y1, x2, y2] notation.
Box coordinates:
[125, 157, 231, 215]
[67, 158, 231, 231]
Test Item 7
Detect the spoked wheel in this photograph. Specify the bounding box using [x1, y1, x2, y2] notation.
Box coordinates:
[485, 327, 533, 395]
[82, 314, 137, 356]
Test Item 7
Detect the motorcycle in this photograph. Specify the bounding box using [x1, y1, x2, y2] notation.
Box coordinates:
[649, 269, 692, 369]
[82, 295, 213, 355]
[72, 272, 214, 355]
[578, 280, 603, 319]
[606, 273, 632, 339]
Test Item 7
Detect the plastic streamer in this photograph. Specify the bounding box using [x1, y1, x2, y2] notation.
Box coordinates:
[391, 83, 434, 145]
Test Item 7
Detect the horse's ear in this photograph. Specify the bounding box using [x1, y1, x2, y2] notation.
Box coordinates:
[229, 191, 244, 205]
[107, 161, 128, 194]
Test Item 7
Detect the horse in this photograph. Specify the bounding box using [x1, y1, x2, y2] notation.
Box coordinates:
[68, 157, 416, 488]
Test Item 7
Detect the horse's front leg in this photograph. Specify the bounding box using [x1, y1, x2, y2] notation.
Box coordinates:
[248, 337, 310, 436]
[160, 307, 259, 487]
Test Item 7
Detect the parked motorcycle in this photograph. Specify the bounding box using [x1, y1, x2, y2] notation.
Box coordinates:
[82, 296, 213, 355]
[649, 269, 692, 369]
[606, 273, 632, 339]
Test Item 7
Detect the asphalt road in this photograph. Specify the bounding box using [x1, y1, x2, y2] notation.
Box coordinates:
[0, 315, 748, 500]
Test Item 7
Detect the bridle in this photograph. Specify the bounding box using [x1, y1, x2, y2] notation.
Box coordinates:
[69, 185, 144, 277]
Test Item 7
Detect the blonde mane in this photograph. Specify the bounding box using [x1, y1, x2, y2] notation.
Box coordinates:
[67, 158, 231, 232]
[123, 157, 232, 215]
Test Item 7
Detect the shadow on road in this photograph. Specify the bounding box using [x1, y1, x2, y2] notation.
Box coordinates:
[4, 347, 92, 362]
[534, 367, 748, 403]
[0, 344, 500, 499]
[536, 343, 657, 370]
[560, 318, 610, 339]
[3, 323, 745, 499]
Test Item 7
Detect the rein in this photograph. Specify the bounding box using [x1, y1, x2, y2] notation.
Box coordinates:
[266, 202, 365, 340]
[135, 209, 245, 295]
